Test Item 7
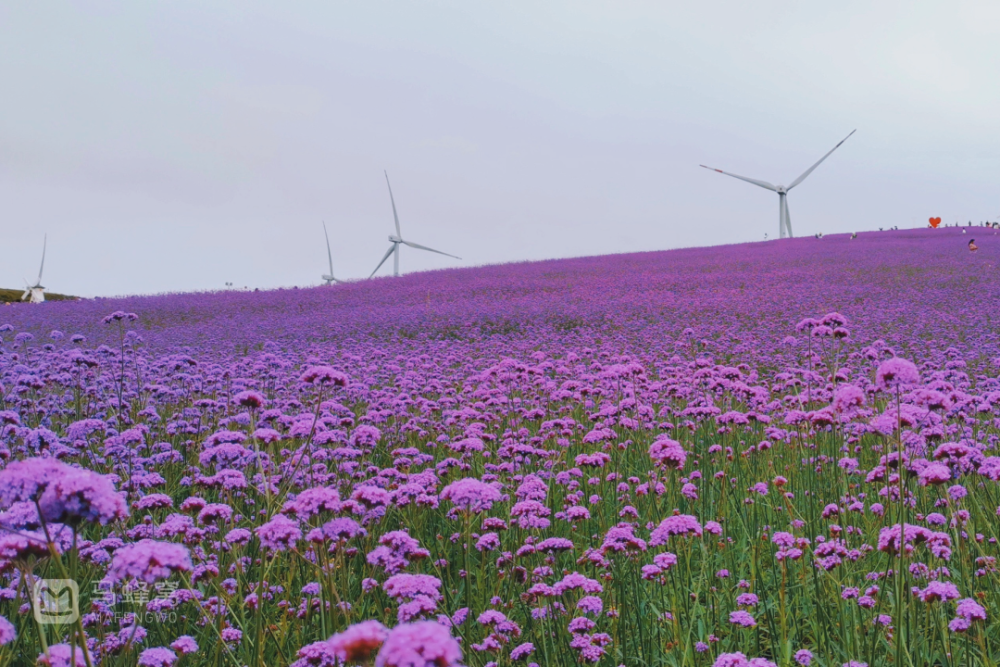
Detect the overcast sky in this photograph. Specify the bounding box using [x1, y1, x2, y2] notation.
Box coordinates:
[2, 2, 999, 296]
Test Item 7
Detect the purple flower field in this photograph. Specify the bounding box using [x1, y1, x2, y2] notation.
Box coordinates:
[1, 227, 999, 667]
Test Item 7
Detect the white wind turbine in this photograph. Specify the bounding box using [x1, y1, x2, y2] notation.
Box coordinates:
[370, 171, 460, 278]
[21, 235, 47, 303]
[700, 130, 856, 238]
[321, 221, 339, 285]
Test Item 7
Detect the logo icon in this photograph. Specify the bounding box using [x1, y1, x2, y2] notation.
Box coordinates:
[32, 579, 79, 625]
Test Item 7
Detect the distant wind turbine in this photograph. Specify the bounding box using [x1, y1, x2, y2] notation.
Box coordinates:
[700, 130, 856, 238]
[321, 221, 339, 285]
[370, 171, 460, 278]
[21, 235, 47, 303]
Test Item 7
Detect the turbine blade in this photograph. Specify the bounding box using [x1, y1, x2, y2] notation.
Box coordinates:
[385, 171, 401, 237]
[699, 165, 777, 191]
[401, 240, 461, 260]
[37, 234, 46, 286]
[369, 245, 395, 278]
[322, 221, 335, 276]
[787, 129, 856, 190]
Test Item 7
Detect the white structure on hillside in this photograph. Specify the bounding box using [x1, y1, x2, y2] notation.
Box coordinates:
[370, 171, 460, 277]
[321, 221, 339, 285]
[21, 235, 47, 303]
[700, 130, 855, 238]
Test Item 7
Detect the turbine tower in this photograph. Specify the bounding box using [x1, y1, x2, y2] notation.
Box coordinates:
[370, 171, 460, 278]
[321, 221, 339, 285]
[21, 235, 47, 303]
[700, 130, 855, 238]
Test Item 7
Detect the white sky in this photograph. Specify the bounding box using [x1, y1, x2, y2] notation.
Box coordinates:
[2, 1, 1000, 296]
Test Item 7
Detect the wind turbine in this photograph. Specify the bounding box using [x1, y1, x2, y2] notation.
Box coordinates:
[321, 221, 339, 285]
[21, 235, 47, 303]
[700, 130, 855, 238]
[370, 171, 460, 278]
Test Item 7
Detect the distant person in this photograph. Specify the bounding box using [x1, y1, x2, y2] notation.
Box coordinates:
[969, 239, 979, 252]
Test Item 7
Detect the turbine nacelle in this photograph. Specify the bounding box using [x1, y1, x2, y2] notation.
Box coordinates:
[388, 235, 403, 244]
[775, 185, 787, 194]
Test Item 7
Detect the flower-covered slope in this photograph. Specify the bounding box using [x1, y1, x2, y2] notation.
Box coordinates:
[0, 227, 998, 667]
